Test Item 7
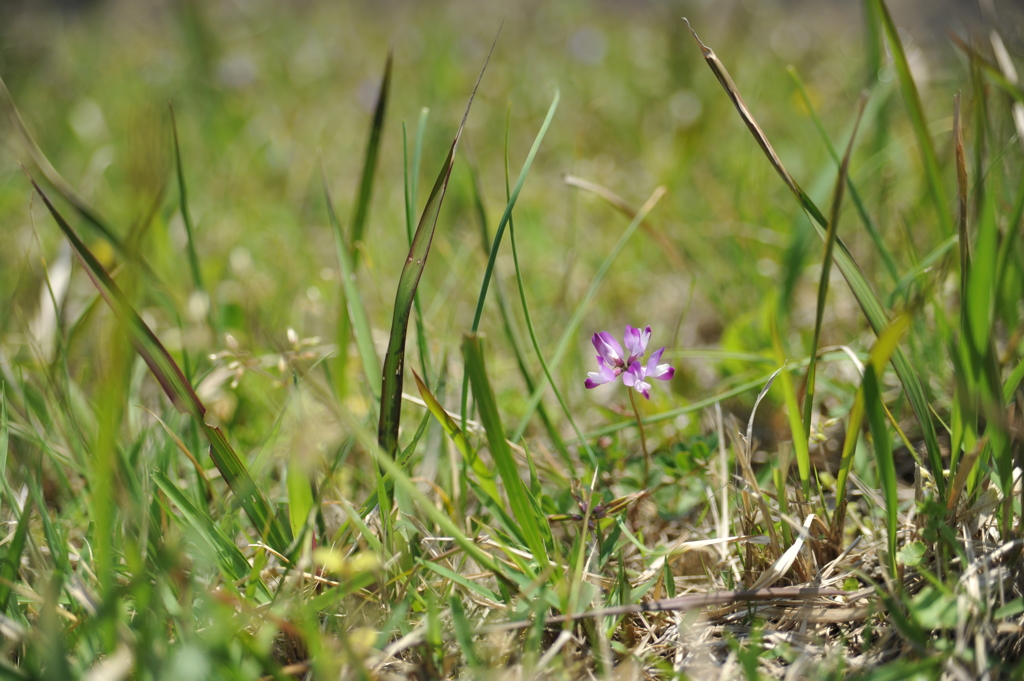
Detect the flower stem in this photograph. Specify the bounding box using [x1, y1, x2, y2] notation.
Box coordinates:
[628, 389, 650, 485]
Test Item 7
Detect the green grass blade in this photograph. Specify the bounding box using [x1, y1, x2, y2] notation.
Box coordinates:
[803, 98, 865, 438]
[286, 456, 315, 543]
[378, 35, 496, 457]
[462, 334, 551, 570]
[467, 90, 560, 336]
[323, 167, 381, 402]
[403, 117, 434, 384]
[461, 90, 560, 427]
[0, 499, 30, 614]
[502, 127, 596, 469]
[168, 104, 205, 296]
[511, 186, 667, 441]
[153, 471, 271, 600]
[349, 50, 393, 270]
[686, 19, 945, 497]
[29, 175, 292, 553]
[787, 67, 899, 282]
[467, 148, 569, 462]
[862, 364, 898, 579]
[871, 0, 955, 239]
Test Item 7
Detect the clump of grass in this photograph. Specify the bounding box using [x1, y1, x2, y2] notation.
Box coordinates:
[0, 0, 1023, 678]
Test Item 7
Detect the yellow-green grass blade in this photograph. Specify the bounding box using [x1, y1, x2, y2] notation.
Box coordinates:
[511, 186, 666, 441]
[378, 35, 496, 458]
[685, 19, 945, 497]
[323, 168, 381, 403]
[461, 90, 560, 428]
[832, 315, 910, 537]
[871, 0, 955, 240]
[411, 369, 499, 503]
[862, 364, 898, 579]
[29, 175, 293, 554]
[463, 334, 551, 570]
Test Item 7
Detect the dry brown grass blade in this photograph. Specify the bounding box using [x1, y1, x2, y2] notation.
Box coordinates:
[750, 514, 814, 590]
[563, 174, 685, 268]
[682, 19, 800, 198]
[474, 587, 849, 635]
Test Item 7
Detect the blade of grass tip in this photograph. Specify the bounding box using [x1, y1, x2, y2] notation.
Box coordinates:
[350, 49, 392, 271]
[460, 88, 560, 428]
[803, 97, 866, 439]
[379, 27, 500, 458]
[467, 151, 569, 463]
[862, 364, 899, 579]
[463, 333, 552, 570]
[871, 0, 955, 239]
[503, 126, 596, 469]
[28, 173, 292, 553]
[685, 18, 945, 497]
[786, 68, 899, 282]
[0, 75, 124, 253]
[563, 174, 686, 270]
[511, 186, 667, 442]
[168, 104, 206, 297]
[832, 314, 910, 541]
[323, 165, 381, 404]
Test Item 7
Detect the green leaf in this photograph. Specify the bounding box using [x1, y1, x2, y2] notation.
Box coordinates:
[897, 541, 927, 567]
[463, 333, 551, 570]
[909, 586, 959, 630]
[0, 499, 30, 614]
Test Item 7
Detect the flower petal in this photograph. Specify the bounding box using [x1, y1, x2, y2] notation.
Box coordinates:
[623, 325, 651, 363]
[645, 347, 675, 381]
[623, 361, 652, 399]
[584, 356, 619, 389]
[592, 332, 624, 367]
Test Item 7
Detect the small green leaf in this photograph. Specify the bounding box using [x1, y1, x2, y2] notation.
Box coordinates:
[909, 586, 960, 630]
[897, 541, 927, 567]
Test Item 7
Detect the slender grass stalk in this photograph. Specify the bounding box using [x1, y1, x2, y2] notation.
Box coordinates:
[627, 389, 650, 484]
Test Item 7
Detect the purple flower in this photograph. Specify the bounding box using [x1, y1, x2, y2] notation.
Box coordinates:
[584, 325, 674, 399]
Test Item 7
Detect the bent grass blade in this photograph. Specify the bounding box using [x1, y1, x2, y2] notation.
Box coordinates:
[685, 18, 945, 498]
[28, 175, 292, 554]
